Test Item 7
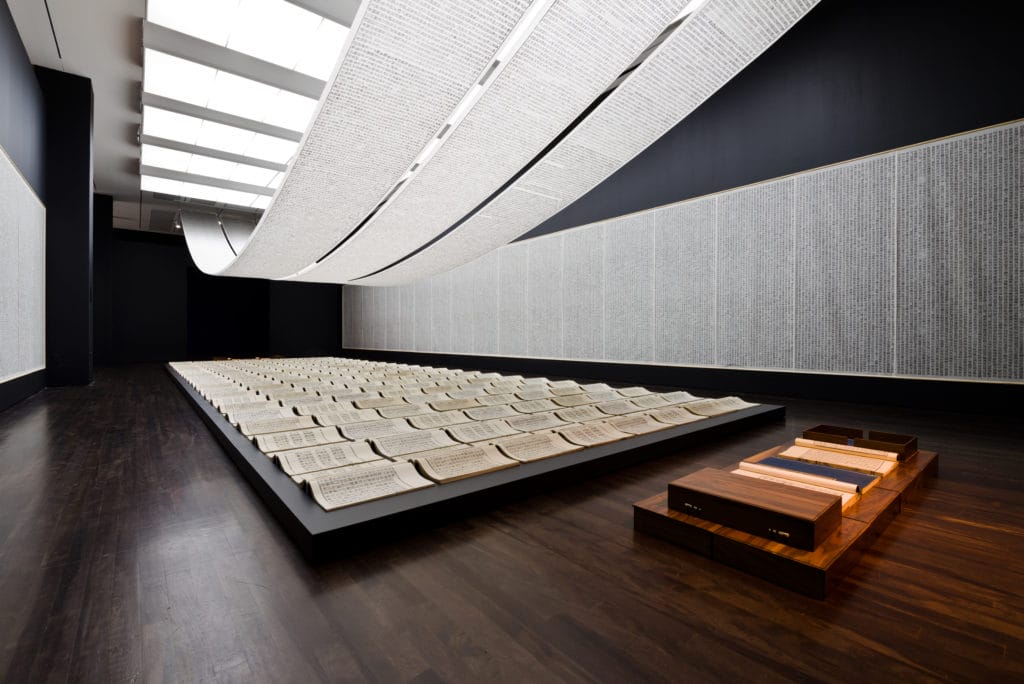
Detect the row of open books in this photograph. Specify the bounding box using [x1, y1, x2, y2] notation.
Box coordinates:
[170, 357, 759, 511]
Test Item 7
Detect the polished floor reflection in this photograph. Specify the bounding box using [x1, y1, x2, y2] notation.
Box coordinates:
[0, 365, 1021, 681]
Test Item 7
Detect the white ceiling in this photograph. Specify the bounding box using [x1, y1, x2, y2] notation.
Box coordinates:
[5, 0, 358, 233]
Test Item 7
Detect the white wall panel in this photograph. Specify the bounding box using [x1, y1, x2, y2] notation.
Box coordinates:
[604, 213, 655, 362]
[794, 156, 895, 374]
[653, 199, 716, 366]
[717, 180, 795, 369]
[561, 226, 604, 360]
[430, 271, 452, 353]
[526, 235, 563, 358]
[0, 144, 45, 383]
[413, 277, 432, 352]
[896, 125, 1024, 381]
[498, 243, 529, 357]
[344, 121, 1024, 383]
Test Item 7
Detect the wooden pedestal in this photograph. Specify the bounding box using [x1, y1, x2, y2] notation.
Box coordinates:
[633, 444, 938, 598]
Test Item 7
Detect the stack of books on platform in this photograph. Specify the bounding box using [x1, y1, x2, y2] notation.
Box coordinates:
[665, 425, 918, 551]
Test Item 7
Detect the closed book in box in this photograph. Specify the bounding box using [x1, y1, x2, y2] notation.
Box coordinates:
[667, 468, 842, 551]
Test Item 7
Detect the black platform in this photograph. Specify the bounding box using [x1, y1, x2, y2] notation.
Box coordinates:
[168, 364, 785, 558]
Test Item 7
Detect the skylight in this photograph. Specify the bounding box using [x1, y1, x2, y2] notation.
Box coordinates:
[141, 0, 347, 210]
[141, 106, 300, 165]
[147, 0, 348, 80]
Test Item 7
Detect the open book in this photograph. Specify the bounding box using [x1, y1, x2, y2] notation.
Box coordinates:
[412, 444, 519, 483]
[305, 461, 434, 511]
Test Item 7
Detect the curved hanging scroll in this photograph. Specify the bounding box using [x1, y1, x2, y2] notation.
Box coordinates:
[183, 0, 821, 286]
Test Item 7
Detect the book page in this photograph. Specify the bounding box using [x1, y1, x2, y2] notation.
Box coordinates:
[615, 387, 651, 398]
[511, 399, 561, 414]
[312, 408, 381, 426]
[493, 432, 582, 462]
[558, 422, 632, 447]
[660, 391, 702, 405]
[308, 461, 434, 511]
[578, 383, 612, 392]
[515, 387, 555, 401]
[647, 407, 706, 425]
[226, 406, 294, 425]
[779, 445, 896, 476]
[505, 411, 569, 432]
[554, 405, 607, 423]
[408, 410, 474, 429]
[254, 426, 346, 453]
[547, 380, 580, 390]
[339, 418, 416, 441]
[414, 444, 519, 483]
[464, 404, 519, 421]
[594, 399, 644, 416]
[552, 394, 596, 408]
[275, 441, 381, 476]
[238, 415, 318, 436]
[477, 393, 520, 406]
[353, 396, 407, 409]
[548, 385, 585, 396]
[295, 400, 351, 415]
[607, 414, 673, 435]
[429, 397, 482, 411]
[377, 404, 435, 419]
[629, 393, 671, 409]
[446, 419, 520, 444]
[372, 429, 460, 458]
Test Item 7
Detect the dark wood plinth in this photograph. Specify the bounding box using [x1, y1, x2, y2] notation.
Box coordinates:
[634, 445, 938, 598]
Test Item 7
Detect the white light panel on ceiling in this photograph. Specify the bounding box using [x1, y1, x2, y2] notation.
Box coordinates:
[141, 174, 264, 209]
[147, 0, 348, 80]
[141, 106, 299, 164]
[141, 143, 281, 188]
[143, 49, 318, 132]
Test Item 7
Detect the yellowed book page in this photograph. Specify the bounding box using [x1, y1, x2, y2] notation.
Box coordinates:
[493, 432, 582, 462]
[308, 461, 434, 511]
[414, 445, 519, 483]
[372, 429, 460, 458]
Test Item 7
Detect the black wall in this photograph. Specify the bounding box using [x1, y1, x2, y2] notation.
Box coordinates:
[525, 0, 1024, 239]
[37, 67, 94, 386]
[104, 229, 340, 363]
[0, 1, 43, 197]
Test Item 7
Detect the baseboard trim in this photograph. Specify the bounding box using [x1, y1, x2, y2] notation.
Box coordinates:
[0, 369, 46, 413]
[343, 349, 1022, 416]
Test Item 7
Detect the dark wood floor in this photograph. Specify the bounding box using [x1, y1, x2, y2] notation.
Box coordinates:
[0, 365, 1021, 683]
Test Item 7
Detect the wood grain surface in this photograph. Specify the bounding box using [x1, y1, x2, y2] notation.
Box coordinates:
[0, 365, 1021, 681]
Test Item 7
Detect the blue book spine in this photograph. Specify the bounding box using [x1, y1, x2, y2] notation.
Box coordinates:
[759, 456, 877, 492]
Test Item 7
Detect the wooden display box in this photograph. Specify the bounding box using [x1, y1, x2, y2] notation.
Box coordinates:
[634, 443, 938, 599]
[803, 424, 918, 460]
[666, 468, 842, 551]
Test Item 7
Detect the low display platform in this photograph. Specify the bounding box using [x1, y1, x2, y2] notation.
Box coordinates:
[634, 442, 938, 598]
[168, 364, 784, 559]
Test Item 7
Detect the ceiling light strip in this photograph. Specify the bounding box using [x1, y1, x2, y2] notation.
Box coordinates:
[140, 135, 289, 172]
[141, 93, 303, 142]
[295, 0, 558, 275]
[283, 0, 360, 27]
[348, 8, 700, 282]
[142, 20, 325, 99]
[141, 165, 275, 196]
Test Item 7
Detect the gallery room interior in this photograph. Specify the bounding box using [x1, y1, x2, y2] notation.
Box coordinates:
[1, 0, 1021, 680]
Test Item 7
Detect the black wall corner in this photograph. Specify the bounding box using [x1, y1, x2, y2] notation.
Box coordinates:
[36, 67, 94, 386]
[93, 194, 113, 365]
[268, 281, 342, 357]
